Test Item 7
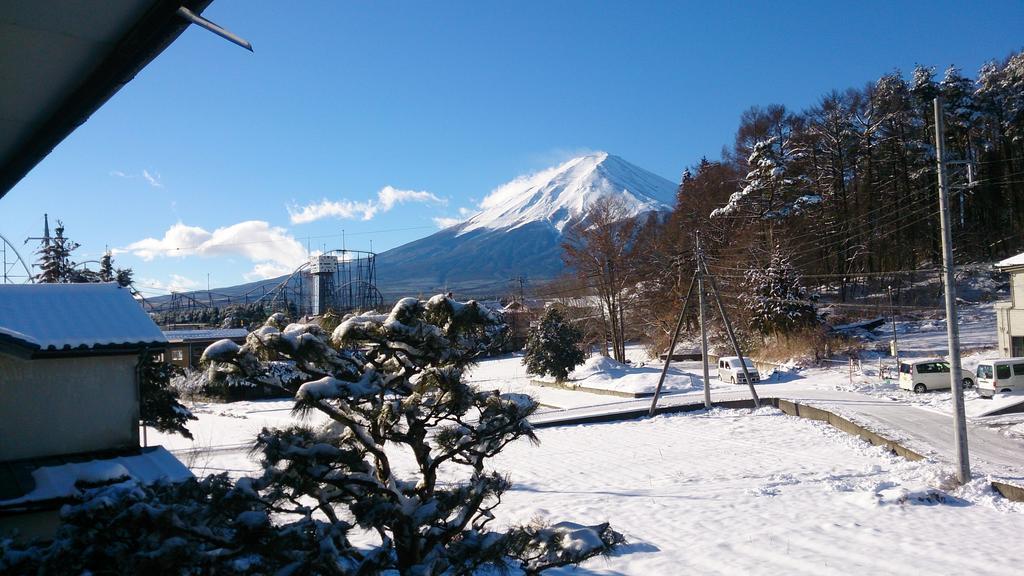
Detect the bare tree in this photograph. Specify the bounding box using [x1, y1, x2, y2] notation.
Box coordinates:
[562, 196, 639, 362]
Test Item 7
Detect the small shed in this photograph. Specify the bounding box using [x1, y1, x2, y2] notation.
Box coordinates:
[0, 283, 191, 541]
[995, 253, 1024, 357]
[162, 327, 249, 369]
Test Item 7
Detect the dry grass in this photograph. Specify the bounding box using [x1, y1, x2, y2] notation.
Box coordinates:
[753, 326, 864, 365]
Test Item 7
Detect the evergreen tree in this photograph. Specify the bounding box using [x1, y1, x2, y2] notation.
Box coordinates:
[523, 306, 586, 381]
[33, 221, 78, 283]
[139, 353, 196, 439]
[98, 252, 114, 282]
[742, 245, 817, 337]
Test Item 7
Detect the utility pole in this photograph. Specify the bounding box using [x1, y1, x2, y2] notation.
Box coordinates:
[648, 273, 696, 417]
[701, 257, 761, 408]
[888, 285, 899, 379]
[696, 235, 712, 409]
[935, 96, 971, 484]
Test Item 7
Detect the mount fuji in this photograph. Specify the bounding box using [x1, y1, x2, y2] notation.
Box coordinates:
[375, 152, 677, 297]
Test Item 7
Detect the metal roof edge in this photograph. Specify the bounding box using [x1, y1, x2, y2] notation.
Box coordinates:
[0, 0, 215, 199]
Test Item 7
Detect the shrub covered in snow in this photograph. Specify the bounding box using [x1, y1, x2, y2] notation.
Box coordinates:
[523, 306, 586, 381]
[3, 295, 620, 574]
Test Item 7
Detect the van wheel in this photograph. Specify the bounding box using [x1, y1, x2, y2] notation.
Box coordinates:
[1000, 388, 1012, 393]
[914, 383, 927, 393]
[962, 378, 974, 389]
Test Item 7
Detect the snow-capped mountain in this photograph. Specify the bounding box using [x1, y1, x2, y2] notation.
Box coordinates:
[456, 152, 675, 236]
[376, 152, 676, 297]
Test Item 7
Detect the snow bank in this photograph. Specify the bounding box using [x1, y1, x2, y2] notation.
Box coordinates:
[0, 447, 192, 508]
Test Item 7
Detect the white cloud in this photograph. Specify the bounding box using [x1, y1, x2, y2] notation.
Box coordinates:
[245, 262, 295, 281]
[142, 169, 163, 188]
[432, 207, 475, 229]
[139, 274, 201, 294]
[288, 185, 445, 224]
[110, 168, 164, 188]
[432, 217, 463, 229]
[125, 221, 308, 276]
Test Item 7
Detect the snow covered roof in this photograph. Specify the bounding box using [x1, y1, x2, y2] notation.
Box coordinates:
[162, 328, 249, 342]
[0, 446, 192, 511]
[996, 252, 1024, 270]
[0, 283, 166, 357]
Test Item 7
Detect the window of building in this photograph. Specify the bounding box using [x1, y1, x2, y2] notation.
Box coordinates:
[171, 349, 184, 361]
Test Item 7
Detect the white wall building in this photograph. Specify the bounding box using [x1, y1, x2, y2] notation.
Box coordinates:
[995, 253, 1024, 357]
[0, 283, 191, 540]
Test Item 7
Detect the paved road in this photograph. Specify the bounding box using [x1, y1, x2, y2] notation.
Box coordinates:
[530, 384, 1024, 482]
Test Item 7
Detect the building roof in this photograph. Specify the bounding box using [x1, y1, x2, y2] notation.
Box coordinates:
[0, 283, 166, 358]
[996, 252, 1024, 270]
[0, 0, 214, 200]
[0, 446, 192, 512]
[162, 328, 249, 342]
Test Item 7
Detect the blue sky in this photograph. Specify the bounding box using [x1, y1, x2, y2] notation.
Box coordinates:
[2, 0, 1022, 296]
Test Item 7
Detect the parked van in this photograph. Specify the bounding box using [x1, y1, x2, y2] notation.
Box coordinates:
[718, 356, 760, 384]
[975, 358, 1024, 397]
[898, 359, 976, 393]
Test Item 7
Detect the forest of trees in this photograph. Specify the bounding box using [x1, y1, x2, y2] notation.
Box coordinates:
[561, 48, 1024, 355]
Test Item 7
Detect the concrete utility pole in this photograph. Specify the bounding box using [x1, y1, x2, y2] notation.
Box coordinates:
[696, 235, 712, 409]
[888, 285, 900, 377]
[934, 96, 971, 483]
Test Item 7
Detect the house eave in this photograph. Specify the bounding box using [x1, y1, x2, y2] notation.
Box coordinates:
[0, 0, 215, 200]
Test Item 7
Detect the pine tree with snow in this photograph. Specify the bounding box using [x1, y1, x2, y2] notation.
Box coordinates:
[33, 221, 79, 283]
[710, 136, 817, 222]
[206, 295, 620, 573]
[523, 306, 586, 382]
[742, 245, 817, 337]
[98, 252, 114, 282]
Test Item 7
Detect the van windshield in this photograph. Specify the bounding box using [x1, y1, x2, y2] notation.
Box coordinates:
[729, 359, 756, 369]
[977, 365, 993, 379]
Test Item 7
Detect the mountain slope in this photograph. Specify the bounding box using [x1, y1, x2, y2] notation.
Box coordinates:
[376, 152, 675, 297]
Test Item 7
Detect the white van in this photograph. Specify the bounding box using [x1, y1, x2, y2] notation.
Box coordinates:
[898, 359, 976, 393]
[974, 358, 1024, 397]
[717, 356, 760, 384]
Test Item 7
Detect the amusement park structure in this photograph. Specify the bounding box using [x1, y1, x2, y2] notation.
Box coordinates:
[143, 249, 385, 322]
[0, 233, 33, 284]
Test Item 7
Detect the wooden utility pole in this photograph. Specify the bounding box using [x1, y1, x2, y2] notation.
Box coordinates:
[701, 257, 761, 408]
[696, 235, 712, 409]
[934, 96, 971, 483]
[648, 273, 696, 417]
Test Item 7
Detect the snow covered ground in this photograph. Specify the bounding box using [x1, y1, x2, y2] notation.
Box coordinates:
[146, 293, 1024, 574]
[151, 402, 1024, 574]
[494, 408, 1024, 575]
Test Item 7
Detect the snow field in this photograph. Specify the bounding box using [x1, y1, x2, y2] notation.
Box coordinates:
[492, 408, 1024, 575]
